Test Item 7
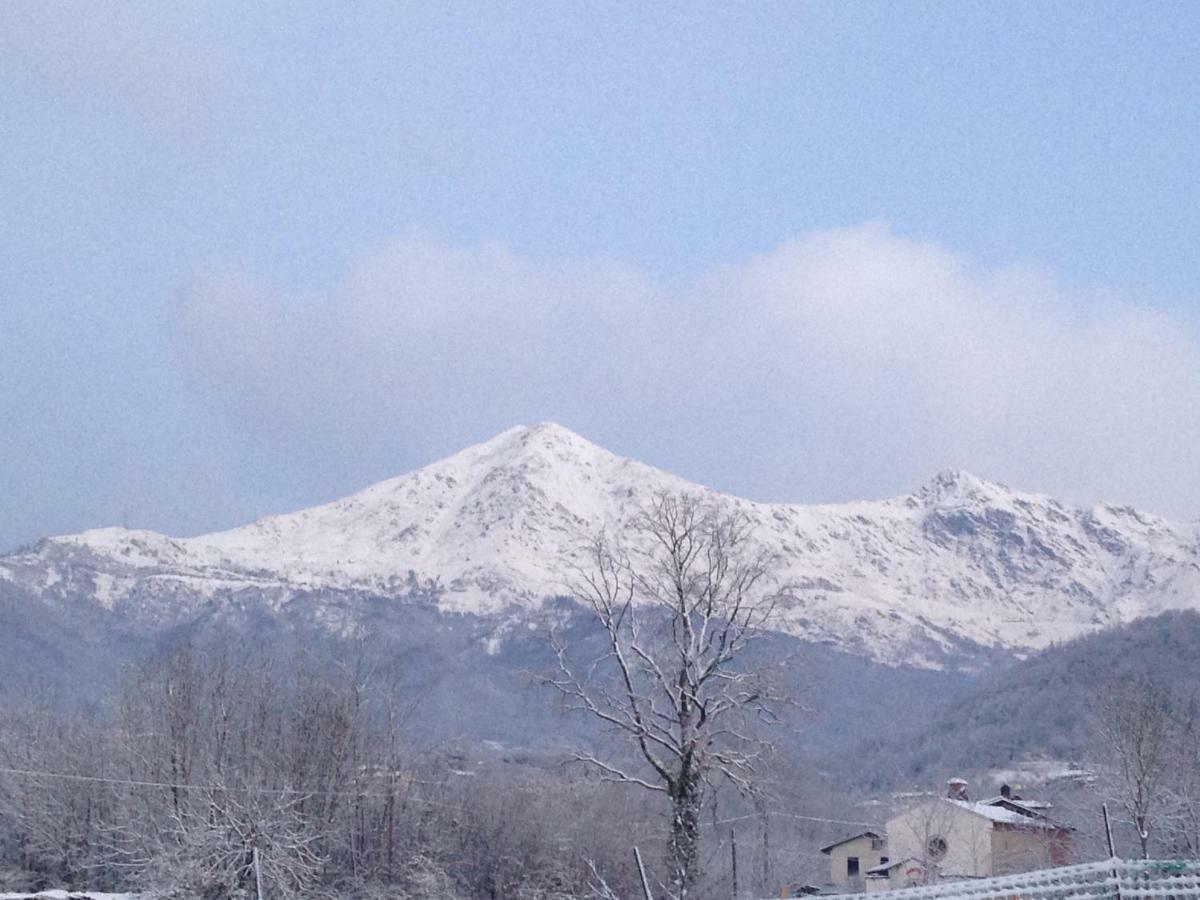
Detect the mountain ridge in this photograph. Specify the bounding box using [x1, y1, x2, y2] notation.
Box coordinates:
[3, 422, 1198, 668]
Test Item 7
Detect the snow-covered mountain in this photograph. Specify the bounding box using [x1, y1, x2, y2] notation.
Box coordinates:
[3, 423, 1199, 667]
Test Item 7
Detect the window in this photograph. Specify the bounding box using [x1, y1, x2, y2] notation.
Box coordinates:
[880, 857, 890, 865]
[871, 838, 885, 851]
[847, 857, 860, 877]
[926, 836, 948, 860]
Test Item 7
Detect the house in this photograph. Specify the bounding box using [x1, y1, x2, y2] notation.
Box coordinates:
[883, 781, 1071, 883]
[816, 780, 1071, 892]
[980, 783, 1054, 817]
[820, 831, 888, 888]
[863, 858, 926, 894]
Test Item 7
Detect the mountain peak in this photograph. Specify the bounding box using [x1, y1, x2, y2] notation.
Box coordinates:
[917, 468, 1008, 504]
[513, 421, 595, 450]
[482, 422, 602, 459]
[524, 420, 579, 438]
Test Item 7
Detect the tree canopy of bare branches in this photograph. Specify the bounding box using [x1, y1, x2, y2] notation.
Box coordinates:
[0, 631, 661, 900]
[548, 492, 791, 895]
[1091, 673, 1179, 860]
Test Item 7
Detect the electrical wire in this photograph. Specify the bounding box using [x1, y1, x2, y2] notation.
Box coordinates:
[706, 811, 881, 829]
[0, 764, 880, 828]
[0, 764, 462, 809]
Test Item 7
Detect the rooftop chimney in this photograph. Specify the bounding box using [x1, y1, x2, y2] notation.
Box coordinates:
[947, 778, 969, 801]
[1000, 784, 1012, 799]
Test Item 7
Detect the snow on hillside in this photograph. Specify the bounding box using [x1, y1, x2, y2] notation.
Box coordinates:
[2, 423, 1198, 667]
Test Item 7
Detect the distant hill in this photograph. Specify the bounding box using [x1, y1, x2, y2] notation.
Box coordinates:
[850, 609, 1200, 789]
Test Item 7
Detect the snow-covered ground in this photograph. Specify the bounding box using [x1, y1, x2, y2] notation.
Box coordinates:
[989, 759, 1096, 787]
[3, 422, 1199, 668]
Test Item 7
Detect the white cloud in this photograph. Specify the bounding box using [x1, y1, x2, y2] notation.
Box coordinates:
[179, 224, 1200, 519]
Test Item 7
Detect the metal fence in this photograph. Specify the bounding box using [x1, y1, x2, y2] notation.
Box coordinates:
[798, 859, 1200, 900]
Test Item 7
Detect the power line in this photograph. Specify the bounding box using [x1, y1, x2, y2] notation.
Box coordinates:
[775, 812, 881, 828]
[0, 764, 880, 829]
[706, 811, 880, 829]
[0, 764, 463, 809]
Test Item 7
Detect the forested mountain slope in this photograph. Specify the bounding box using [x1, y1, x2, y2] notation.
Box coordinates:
[850, 610, 1200, 789]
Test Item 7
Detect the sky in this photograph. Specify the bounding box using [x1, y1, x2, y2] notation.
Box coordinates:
[2, 1, 1199, 551]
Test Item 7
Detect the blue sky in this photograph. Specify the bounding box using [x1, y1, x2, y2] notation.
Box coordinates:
[2, 1, 1199, 550]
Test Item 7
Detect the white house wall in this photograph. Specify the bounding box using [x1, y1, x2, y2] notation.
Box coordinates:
[886, 800, 993, 879]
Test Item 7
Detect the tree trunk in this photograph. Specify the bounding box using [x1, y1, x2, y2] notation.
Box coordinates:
[668, 767, 703, 895]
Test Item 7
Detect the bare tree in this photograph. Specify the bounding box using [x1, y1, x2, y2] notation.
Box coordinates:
[1090, 674, 1176, 859]
[1159, 697, 1200, 857]
[548, 493, 789, 895]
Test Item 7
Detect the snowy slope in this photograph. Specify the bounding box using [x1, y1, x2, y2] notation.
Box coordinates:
[3, 423, 1199, 667]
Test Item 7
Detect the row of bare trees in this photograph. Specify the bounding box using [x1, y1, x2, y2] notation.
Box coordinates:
[0, 636, 664, 899]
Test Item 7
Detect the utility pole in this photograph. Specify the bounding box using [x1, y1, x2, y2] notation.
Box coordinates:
[1103, 803, 1123, 900]
[634, 846, 654, 900]
[1103, 802, 1118, 858]
[253, 846, 265, 900]
[761, 805, 771, 894]
[731, 828, 739, 900]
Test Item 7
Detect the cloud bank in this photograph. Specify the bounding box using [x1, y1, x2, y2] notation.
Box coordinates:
[180, 224, 1200, 519]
